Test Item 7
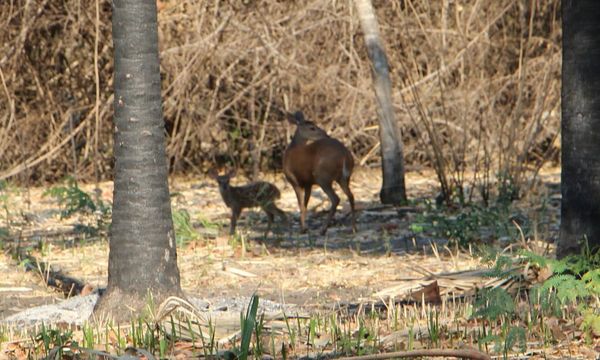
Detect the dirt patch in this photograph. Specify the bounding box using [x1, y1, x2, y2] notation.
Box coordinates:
[0, 254, 62, 320]
[0, 167, 561, 319]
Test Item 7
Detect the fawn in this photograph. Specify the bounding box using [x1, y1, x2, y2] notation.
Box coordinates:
[283, 111, 356, 235]
[210, 169, 288, 237]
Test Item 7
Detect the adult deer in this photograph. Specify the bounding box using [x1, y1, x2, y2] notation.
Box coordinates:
[283, 111, 356, 235]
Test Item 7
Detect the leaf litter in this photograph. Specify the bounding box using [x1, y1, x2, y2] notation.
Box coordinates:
[2, 167, 599, 358]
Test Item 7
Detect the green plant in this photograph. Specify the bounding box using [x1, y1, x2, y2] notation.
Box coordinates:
[159, 336, 168, 358]
[307, 317, 316, 345]
[426, 310, 441, 347]
[0, 325, 9, 345]
[407, 322, 414, 351]
[337, 321, 354, 355]
[43, 177, 98, 218]
[484, 253, 519, 278]
[473, 287, 515, 322]
[82, 323, 95, 350]
[172, 208, 200, 245]
[522, 244, 600, 308]
[381, 229, 392, 256]
[411, 199, 523, 246]
[474, 246, 600, 356]
[43, 177, 111, 240]
[581, 309, 600, 343]
[473, 287, 526, 358]
[254, 312, 266, 358]
[582, 268, 600, 297]
[238, 294, 259, 360]
[496, 171, 520, 206]
[0, 227, 8, 244]
[540, 274, 589, 305]
[282, 308, 297, 349]
[35, 322, 76, 359]
[480, 324, 526, 359]
[198, 215, 220, 231]
[355, 321, 368, 355]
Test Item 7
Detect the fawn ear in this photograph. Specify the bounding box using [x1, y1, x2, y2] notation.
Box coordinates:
[287, 111, 305, 125]
[208, 168, 219, 180]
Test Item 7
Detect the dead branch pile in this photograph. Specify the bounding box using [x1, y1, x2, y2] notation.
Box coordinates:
[0, 0, 561, 186]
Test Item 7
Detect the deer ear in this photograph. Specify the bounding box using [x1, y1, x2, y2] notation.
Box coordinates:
[287, 111, 305, 125]
[208, 168, 219, 180]
[227, 169, 237, 178]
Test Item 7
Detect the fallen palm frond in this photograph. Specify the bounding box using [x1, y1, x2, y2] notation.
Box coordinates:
[154, 295, 307, 345]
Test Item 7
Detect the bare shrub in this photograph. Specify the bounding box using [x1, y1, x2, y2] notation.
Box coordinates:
[389, 0, 561, 203]
[0, 0, 560, 198]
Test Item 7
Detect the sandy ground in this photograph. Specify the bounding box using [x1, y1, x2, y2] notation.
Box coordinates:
[0, 167, 561, 322]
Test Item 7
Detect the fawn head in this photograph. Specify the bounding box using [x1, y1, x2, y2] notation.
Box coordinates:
[209, 169, 236, 189]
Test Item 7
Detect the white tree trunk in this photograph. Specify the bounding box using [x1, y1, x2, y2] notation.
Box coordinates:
[354, 0, 407, 204]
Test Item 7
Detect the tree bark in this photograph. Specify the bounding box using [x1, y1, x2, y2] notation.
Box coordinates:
[94, 0, 183, 321]
[354, 0, 407, 205]
[559, 0, 600, 258]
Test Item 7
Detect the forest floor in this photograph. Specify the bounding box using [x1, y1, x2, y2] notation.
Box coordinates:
[0, 166, 559, 318]
[3, 166, 598, 359]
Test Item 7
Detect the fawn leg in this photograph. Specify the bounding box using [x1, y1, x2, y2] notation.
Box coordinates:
[230, 206, 242, 235]
[264, 203, 287, 235]
[263, 207, 275, 238]
[276, 205, 289, 225]
[273, 204, 291, 237]
[339, 178, 356, 233]
[317, 181, 340, 235]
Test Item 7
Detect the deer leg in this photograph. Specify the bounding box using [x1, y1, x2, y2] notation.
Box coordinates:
[317, 181, 340, 235]
[303, 185, 312, 208]
[301, 185, 312, 233]
[230, 206, 242, 235]
[292, 185, 308, 233]
[339, 179, 356, 233]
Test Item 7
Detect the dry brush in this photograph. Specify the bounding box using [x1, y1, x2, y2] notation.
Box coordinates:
[0, 0, 560, 200]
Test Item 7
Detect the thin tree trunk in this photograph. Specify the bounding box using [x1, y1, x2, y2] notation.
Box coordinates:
[94, 0, 183, 321]
[559, 0, 600, 257]
[354, 0, 407, 205]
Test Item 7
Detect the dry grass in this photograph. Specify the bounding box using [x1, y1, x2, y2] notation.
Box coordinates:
[0, 167, 562, 318]
[5, 167, 598, 360]
[0, 0, 560, 190]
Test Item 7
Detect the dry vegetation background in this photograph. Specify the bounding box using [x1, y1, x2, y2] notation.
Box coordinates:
[0, 0, 561, 193]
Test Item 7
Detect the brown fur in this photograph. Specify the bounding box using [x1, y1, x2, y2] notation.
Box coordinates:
[283, 111, 356, 235]
[210, 169, 288, 236]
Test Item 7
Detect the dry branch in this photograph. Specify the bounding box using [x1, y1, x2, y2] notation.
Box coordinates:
[0, 0, 561, 185]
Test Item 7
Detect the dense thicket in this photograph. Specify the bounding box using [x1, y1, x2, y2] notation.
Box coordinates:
[0, 0, 561, 186]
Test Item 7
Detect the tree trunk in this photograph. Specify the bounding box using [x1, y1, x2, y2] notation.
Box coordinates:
[94, 0, 183, 321]
[353, 0, 407, 205]
[559, 0, 600, 258]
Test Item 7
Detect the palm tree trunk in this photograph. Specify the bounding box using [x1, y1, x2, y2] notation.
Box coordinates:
[353, 0, 407, 205]
[559, 0, 600, 257]
[94, 0, 183, 321]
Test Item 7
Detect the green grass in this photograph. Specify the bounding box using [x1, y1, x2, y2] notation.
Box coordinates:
[2, 266, 598, 360]
[171, 198, 222, 246]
